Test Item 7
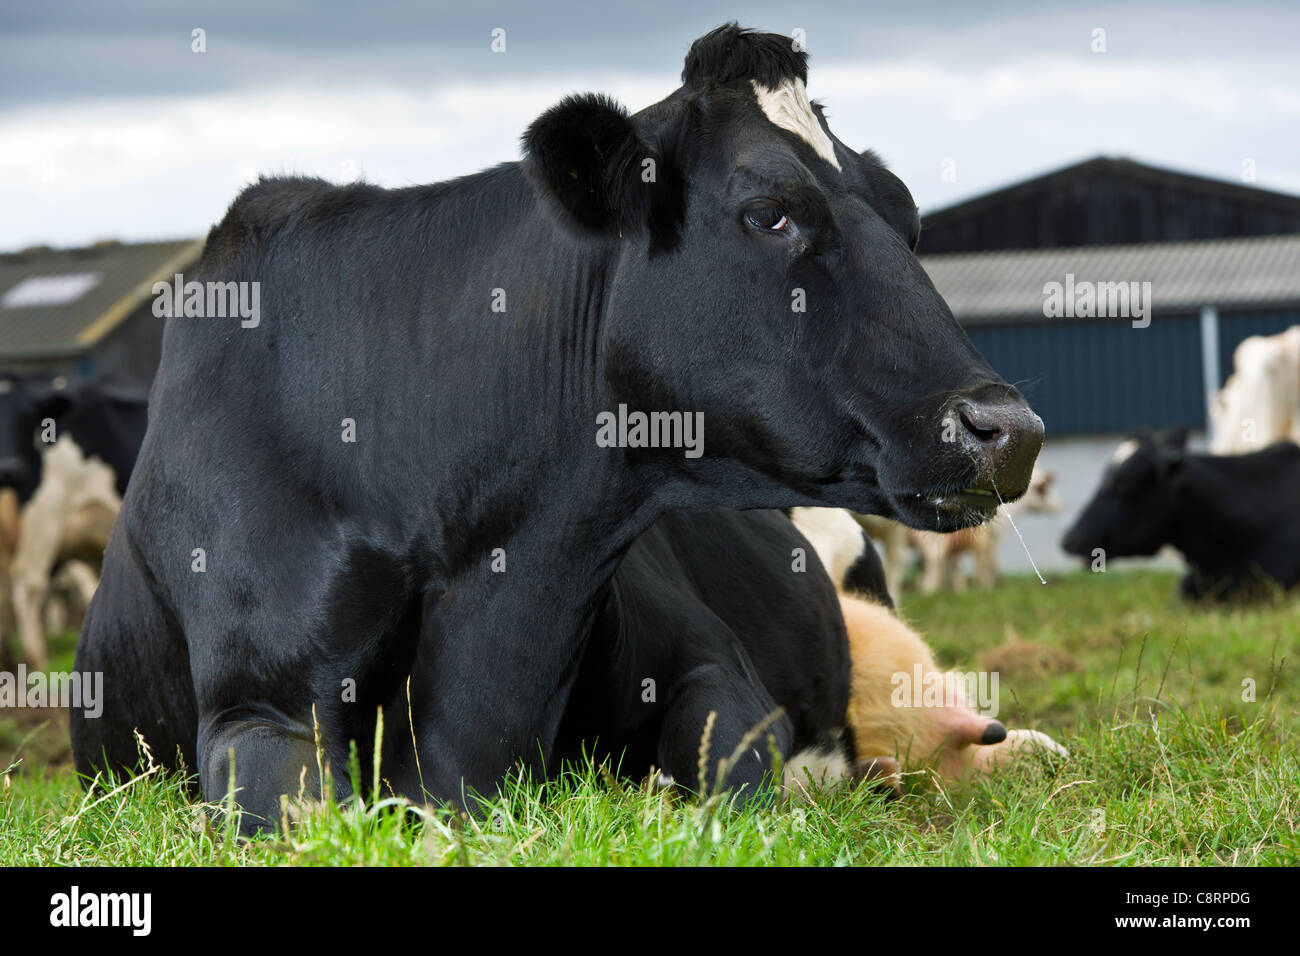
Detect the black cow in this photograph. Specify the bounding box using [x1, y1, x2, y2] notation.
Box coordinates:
[1061, 429, 1300, 600]
[555, 508, 891, 796]
[0, 374, 148, 501]
[73, 25, 1042, 832]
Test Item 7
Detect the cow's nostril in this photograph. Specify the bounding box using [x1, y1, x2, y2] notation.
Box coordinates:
[980, 720, 1008, 745]
[957, 404, 1002, 444]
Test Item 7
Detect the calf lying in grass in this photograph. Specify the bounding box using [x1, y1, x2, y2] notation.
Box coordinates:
[841, 593, 1067, 788]
[790, 506, 1066, 787]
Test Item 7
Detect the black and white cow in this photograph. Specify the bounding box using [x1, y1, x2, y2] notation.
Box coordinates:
[0, 375, 146, 503]
[0, 375, 148, 666]
[787, 506, 893, 602]
[1061, 428, 1300, 600]
[73, 25, 1043, 831]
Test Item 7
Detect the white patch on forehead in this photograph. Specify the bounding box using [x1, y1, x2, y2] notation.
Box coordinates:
[1111, 439, 1139, 465]
[750, 78, 841, 170]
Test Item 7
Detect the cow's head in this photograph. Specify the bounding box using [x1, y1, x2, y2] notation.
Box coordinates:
[523, 24, 1042, 530]
[0, 375, 70, 502]
[1061, 428, 1188, 559]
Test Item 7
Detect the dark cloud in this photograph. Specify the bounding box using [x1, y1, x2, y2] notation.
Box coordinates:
[9, 0, 1291, 110]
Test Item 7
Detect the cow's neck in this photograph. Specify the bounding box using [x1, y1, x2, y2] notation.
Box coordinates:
[1166, 457, 1268, 573]
[418, 238, 694, 637]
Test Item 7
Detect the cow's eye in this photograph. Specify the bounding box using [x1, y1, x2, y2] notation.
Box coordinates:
[744, 206, 794, 235]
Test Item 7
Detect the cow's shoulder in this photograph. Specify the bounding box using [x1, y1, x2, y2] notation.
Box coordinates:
[1257, 441, 1300, 480]
[201, 176, 385, 268]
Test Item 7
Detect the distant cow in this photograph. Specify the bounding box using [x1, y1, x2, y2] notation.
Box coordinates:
[0, 376, 147, 666]
[0, 376, 145, 502]
[1062, 429, 1300, 600]
[0, 489, 18, 670]
[1210, 326, 1300, 454]
[910, 467, 1061, 593]
[9, 441, 120, 668]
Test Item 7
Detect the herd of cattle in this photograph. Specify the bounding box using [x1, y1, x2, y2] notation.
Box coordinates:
[3, 26, 1298, 834]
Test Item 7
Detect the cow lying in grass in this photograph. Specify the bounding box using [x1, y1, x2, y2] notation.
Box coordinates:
[555, 509, 859, 795]
[790, 507, 1066, 785]
[1062, 429, 1300, 600]
[74, 25, 1042, 833]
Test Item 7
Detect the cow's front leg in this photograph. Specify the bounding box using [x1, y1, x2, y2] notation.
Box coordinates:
[657, 661, 794, 805]
[12, 543, 57, 670]
[198, 711, 330, 835]
[400, 576, 595, 809]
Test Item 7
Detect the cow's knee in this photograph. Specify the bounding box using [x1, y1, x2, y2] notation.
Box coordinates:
[656, 669, 792, 805]
[199, 718, 330, 837]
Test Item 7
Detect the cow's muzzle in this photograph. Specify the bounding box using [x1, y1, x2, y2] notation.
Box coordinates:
[945, 388, 1045, 501]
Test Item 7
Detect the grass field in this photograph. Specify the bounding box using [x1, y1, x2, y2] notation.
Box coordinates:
[2, 568, 1297, 866]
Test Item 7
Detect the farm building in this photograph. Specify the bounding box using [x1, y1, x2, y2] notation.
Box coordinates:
[917, 156, 1300, 572]
[0, 238, 203, 385]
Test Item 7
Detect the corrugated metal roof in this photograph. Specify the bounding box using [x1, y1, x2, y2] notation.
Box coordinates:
[920, 233, 1300, 323]
[6, 231, 1296, 354]
[0, 239, 203, 359]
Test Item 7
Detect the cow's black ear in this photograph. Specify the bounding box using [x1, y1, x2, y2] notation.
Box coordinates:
[1156, 427, 1189, 480]
[1162, 425, 1190, 451]
[33, 382, 73, 423]
[523, 93, 657, 234]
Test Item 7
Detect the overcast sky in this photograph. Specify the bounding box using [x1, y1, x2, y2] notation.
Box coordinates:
[3, 0, 1298, 251]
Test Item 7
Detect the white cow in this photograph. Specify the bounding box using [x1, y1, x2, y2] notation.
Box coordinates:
[9, 439, 120, 669]
[1210, 326, 1300, 454]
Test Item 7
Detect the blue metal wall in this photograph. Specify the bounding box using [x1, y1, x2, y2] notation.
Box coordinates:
[1216, 309, 1300, 386]
[965, 314, 1204, 437]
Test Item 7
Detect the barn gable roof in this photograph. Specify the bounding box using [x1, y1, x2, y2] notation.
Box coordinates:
[920, 156, 1300, 254]
[0, 238, 203, 359]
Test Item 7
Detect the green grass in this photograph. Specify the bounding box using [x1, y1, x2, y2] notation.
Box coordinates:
[2, 569, 1297, 865]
